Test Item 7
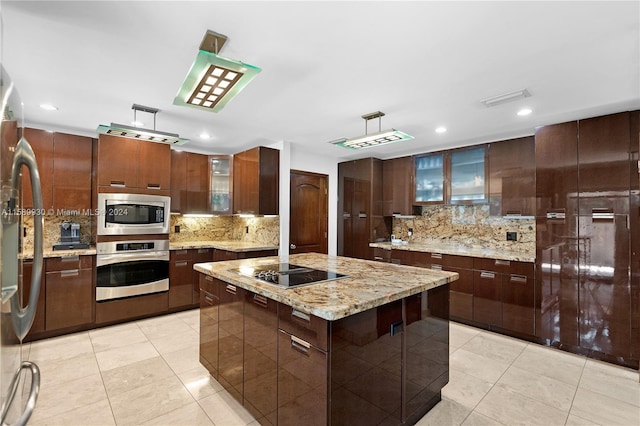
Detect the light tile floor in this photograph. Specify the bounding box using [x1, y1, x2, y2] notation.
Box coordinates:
[23, 309, 640, 425]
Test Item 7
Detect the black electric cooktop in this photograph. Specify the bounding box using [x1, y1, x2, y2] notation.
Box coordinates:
[231, 263, 347, 288]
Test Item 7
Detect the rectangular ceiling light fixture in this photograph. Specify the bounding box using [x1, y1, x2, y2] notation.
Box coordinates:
[330, 111, 414, 150]
[173, 30, 261, 113]
[480, 88, 531, 108]
[97, 104, 189, 145]
[331, 129, 414, 150]
[97, 123, 190, 145]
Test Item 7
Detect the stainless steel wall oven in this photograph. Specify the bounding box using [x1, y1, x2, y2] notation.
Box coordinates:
[96, 239, 169, 301]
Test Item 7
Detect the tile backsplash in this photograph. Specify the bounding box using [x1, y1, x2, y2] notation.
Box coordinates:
[392, 205, 535, 257]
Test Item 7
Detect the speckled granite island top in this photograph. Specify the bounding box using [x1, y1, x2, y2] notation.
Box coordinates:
[20, 247, 97, 259]
[170, 240, 279, 252]
[370, 241, 535, 263]
[193, 252, 457, 321]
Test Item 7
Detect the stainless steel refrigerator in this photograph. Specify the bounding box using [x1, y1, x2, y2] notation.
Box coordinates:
[0, 21, 44, 425]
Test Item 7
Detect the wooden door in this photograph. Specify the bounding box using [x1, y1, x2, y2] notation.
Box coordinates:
[289, 170, 328, 254]
[97, 134, 138, 188]
[52, 132, 92, 211]
[138, 141, 171, 190]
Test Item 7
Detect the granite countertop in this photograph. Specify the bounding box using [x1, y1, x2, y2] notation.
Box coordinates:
[170, 240, 279, 252]
[193, 252, 458, 321]
[370, 241, 535, 263]
[20, 247, 97, 260]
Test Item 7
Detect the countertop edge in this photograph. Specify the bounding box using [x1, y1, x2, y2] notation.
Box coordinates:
[170, 241, 279, 252]
[369, 242, 536, 263]
[194, 254, 458, 321]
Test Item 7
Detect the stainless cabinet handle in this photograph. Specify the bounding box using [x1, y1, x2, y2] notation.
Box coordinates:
[358, 213, 367, 218]
[495, 260, 510, 266]
[110, 181, 126, 188]
[225, 284, 236, 295]
[510, 274, 527, 283]
[147, 184, 161, 189]
[290, 243, 297, 250]
[292, 309, 311, 322]
[253, 294, 268, 307]
[431, 264, 443, 271]
[175, 260, 188, 267]
[480, 271, 496, 279]
[203, 291, 216, 304]
[290, 335, 311, 354]
[61, 255, 80, 262]
[176, 250, 188, 256]
[205, 275, 214, 282]
[60, 269, 79, 277]
[8, 137, 44, 341]
[431, 253, 443, 259]
[197, 249, 210, 254]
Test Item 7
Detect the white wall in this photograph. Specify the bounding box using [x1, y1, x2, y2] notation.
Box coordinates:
[289, 143, 339, 256]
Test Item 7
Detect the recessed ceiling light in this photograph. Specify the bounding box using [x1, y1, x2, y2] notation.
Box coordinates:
[39, 104, 58, 111]
[517, 108, 533, 116]
[131, 121, 144, 127]
[200, 133, 211, 139]
[435, 126, 447, 134]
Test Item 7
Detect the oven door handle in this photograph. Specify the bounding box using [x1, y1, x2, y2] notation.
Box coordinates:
[96, 251, 169, 267]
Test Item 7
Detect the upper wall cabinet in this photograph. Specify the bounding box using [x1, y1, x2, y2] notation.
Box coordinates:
[382, 156, 413, 216]
[170, 151, 223, 215]
[97, 134, 170, 193]
[488, 136, 535, 216]
[414, 152, 445, 205]
[210, 155, 233, 215]
[21, 129, 93, 211]
[233, 146, 279, 215]
[450, 146, 487, 203]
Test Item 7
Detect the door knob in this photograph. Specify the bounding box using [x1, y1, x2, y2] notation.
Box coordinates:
[290, 243, 297, 250]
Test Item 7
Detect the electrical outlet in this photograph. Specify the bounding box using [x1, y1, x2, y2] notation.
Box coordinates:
[408, 227, 413, 236]
[174, 225, 180, 233]
[245, 226, 249, 234]
[506, 231, 517, 241]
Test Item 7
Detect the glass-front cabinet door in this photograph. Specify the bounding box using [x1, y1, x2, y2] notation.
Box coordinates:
[450, 146, 486, 203]
[210, 156, 232, 214]
[414, 153, 444, 203]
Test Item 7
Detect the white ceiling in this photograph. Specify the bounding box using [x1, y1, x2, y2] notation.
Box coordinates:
[2, 1, 639, 161]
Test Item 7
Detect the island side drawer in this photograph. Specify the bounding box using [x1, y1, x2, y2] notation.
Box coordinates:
[278, 303, 328, 351]
[199, 274, 220, 298]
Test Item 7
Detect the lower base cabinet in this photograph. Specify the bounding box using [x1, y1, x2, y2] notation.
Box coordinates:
[45, 255, 94, 331]
[199, 274, 449, 425]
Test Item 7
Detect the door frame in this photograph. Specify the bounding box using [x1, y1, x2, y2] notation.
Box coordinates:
[289, 169, 328, 254]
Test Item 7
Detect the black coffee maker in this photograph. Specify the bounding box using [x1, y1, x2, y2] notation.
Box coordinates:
[53, 221, 89, 250]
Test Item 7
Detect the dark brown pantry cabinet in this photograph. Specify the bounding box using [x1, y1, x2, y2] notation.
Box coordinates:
[233, 146, 279, 215]
[338, 157, 390, 260]
[170, 151, 215, 214]
[536, 111, 638, 368]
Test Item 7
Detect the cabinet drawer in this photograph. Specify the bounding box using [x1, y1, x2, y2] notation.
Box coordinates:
[46, 255, 93, 272]
[171, 249, 191, 261]
[192, 248, 214, 262]
[446, 266, 473, 294]
[278, 304, 328, 351]
[507, 261, 534, 277]
[473, 257, 512, 274]
[170, 259, 192, 286]
[45, 268, 93, 330]
[442, 254, 474, 269]
[199, 274, 219, 297]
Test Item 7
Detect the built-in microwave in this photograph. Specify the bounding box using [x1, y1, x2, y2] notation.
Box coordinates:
[97, 193, 170, 236]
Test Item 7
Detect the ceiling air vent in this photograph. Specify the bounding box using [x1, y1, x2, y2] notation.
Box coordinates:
[480, 89, 531, 108]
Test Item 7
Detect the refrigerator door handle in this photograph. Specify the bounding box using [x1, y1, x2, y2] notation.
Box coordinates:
[9, 137, 44, 341]
[0, 361, 40, 426]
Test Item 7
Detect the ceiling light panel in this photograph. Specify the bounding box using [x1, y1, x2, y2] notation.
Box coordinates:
[480, 89, 531, 108]
[97, 123, 189, 145]
[173, 50, 261, 113]
[332, 129, 414, 150]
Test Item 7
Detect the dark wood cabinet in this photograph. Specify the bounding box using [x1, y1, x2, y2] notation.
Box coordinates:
[170, 150, 187, 212]
[217, 282, 245, 400]
[213, 248, 278, 262]
[21, 128, 53, 209]
[472, 261, 503, 327]
[51, 132, 93, 211]
[338, 158, 390, 260]
[199, 274, 219, 377]
[44, 255, 94, 331]
[97, 134, 170, 192]
[502, 262, 535, 336]
[186, 152, 210, 214]
[488, 136, 535, 216]
[382, 156, 413, 216]
[169, 250, 194, 309]
[244, 291, 278, 425]
[443, 255, 474, 322]
[170, 151, 212, 214]
[233, 146, 279, 215]
[21, 260, 45, 337]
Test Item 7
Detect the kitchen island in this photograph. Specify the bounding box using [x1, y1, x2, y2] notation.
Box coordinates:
[194, 253, 458, 426]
